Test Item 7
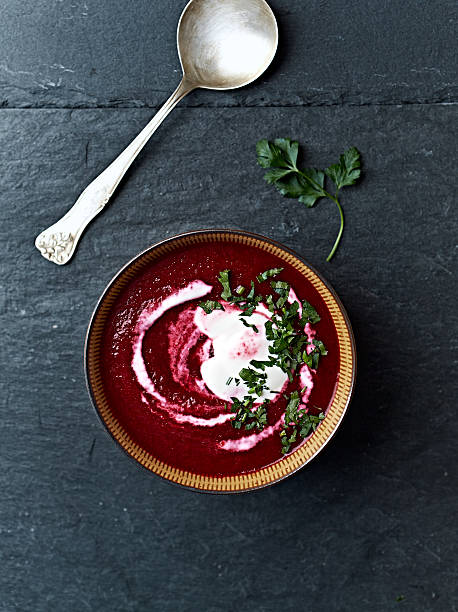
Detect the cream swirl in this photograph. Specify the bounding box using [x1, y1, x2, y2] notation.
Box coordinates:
[131, 281, 317, 452]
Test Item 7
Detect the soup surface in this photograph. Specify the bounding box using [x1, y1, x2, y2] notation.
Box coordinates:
[100, 241, 340, 476]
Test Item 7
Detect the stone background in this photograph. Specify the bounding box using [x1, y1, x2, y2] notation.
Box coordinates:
[0, 1, 456, 610]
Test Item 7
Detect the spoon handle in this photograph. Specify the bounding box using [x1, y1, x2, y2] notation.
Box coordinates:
[35, 78, 194, 265]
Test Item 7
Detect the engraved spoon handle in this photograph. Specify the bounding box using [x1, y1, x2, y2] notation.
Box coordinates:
[35, 78, 194, 265]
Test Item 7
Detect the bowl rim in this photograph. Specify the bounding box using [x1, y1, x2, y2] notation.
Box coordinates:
[84, 228, 357, 494]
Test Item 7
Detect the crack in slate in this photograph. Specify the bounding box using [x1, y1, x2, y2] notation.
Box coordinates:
[0, 99, 457, 111]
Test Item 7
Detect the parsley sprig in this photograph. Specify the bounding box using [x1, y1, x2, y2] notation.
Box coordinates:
[198, 268, 327, 454]
[256, 139, 362, 262]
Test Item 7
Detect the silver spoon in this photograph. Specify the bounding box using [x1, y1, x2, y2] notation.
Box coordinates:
[35, 0, 278, 265]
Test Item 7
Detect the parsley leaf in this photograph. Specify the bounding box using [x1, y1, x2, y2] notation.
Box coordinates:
[256, 140, 362, 261]
[280, 428, 298, 454]
[325, 146, 361, 189]
[240, 318, 259, 333]
[270, 280, 290, 295]
[300, 300, 321, 325]
[257, 268, 284, 282]
[256, 138, 299, 170]
[218, 269, 232, 301]
[198, 300, 224, 314]
[312, 339, 328, 356]
[273, 174, 311, 199]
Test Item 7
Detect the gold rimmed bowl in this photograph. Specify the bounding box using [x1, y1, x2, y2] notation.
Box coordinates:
[85, 230, 356, 493]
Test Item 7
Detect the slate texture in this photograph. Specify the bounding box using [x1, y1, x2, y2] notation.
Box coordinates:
[0, 1, 457, 612]
[0, 0, 457, 108]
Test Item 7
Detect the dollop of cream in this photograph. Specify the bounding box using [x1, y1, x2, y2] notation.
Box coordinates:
[194, 304, 288, 402]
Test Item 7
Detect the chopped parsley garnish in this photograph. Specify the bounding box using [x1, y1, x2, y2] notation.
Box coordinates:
[280, 391, 325, 453]
[200, 267, 327, 453]
[300, 300, 321, 325]
[256, 139, 362, 261]
[230, 397, 269, 431]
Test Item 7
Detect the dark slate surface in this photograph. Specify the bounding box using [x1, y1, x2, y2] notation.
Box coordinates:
[0, 0, 457, 108]
[1, 1, 457, 612]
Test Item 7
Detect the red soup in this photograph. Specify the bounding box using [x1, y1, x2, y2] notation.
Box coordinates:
[100, 241, 340, 476]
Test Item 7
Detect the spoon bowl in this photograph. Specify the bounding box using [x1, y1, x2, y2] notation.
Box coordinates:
[178, 0, 278, 89]
[35, 0, 278, 265]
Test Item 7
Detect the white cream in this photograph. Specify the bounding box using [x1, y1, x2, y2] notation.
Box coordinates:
[131, 280, 212, 404]
[194, 304, 288, 403]
[219, 416, 284, 451]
